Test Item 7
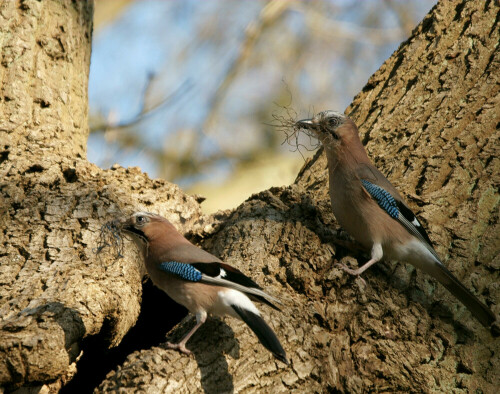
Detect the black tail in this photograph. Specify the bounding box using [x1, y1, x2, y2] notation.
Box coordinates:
[426, 261, 497, 334]
[232, 305, 289, 364]
[249, 293, 281, 312]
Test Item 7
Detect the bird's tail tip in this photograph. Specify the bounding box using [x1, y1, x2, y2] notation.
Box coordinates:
[231, 304, 288, 366]
[276, 353, 290, 365]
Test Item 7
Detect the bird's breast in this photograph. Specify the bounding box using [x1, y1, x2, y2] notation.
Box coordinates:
[329, 177, 375, 249]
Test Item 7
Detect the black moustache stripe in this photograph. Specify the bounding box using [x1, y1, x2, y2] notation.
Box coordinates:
[125, 226, 146, 239]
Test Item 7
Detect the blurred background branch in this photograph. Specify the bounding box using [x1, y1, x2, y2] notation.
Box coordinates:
[202, 0, 291, 134]
[88, 0, 436, 212]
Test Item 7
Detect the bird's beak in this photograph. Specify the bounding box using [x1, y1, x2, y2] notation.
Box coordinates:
[116, 215, 149, 239]
[111, 216, 133, 231]
[111, 216, 126, 226]
[295, 118, 315, 129]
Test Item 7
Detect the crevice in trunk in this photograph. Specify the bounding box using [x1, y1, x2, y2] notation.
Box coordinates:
[60, 279, 187, 393]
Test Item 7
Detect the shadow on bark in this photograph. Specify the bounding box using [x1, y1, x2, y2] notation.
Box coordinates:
[171, 317, 238, 394]
[60, 280, 187, 393]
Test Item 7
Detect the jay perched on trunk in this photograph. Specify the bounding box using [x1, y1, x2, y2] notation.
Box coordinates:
[296, 110, 497, 333]
[115, 212, 288, 364]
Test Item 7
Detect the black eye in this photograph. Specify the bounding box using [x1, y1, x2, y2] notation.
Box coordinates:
[328, 117, 340, 127]
[136, 216, 145, 224]
[327, 118, 341, 139]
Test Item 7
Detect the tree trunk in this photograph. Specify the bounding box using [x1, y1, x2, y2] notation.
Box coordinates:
[1, 0, 498, 392]
[0, 1, 202, 391]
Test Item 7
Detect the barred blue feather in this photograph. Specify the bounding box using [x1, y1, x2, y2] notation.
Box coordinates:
[159, 261, 202, 282]
[361, 179, 399, 219]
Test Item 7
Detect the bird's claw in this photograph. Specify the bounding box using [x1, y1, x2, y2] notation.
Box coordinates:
[166, 341, 192, 355]
[335, 263, 367, 286]
[335, 262, 358, 275]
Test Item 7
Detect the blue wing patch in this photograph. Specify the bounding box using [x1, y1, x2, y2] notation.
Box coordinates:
[159, 261, 202, 282]
[361, 180, 399, 219]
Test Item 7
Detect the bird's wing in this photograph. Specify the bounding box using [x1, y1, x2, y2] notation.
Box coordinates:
[164, 243, 224, 264]
[356, 163, 403, 198]
[159, 261, 281, 310]
[356, 165, 439, 261]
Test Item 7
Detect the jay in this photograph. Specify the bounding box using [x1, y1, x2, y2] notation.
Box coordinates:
[295, 110, 497, 331]
[115, 212, 288, 364]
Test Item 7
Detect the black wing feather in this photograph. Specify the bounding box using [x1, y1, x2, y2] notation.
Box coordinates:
[191, 262, 280, 310]
[395, 200, 433, 246]
[361, 179, 440, 260]
[191, 262, 262, 290]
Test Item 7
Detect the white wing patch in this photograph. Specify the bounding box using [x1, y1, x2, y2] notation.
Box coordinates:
[211, 288, 261, 318]
[412, 217, 421, 227]
[219, 268, 227, 278]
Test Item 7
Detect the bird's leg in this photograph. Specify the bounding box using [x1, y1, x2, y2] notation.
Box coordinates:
[166, 311, 207, 355]
[337, 243, 383, 276]
[338, 258, 378, 276]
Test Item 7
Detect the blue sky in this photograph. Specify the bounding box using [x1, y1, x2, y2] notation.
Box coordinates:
[88, 0, 436, 185]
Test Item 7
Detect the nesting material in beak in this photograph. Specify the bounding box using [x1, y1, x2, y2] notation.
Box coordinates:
[94, 218, 126, 258]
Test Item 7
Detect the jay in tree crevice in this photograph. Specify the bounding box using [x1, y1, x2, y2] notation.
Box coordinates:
[116, 212, 289, 364]
[295, 110, 497, 333]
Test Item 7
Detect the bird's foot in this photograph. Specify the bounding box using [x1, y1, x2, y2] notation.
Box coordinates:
[334, 262, 362, 275]
[165, 341, 192, 355]
[335, 263, 367, 286]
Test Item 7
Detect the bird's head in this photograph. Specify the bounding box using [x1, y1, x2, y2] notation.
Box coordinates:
[295, 110, 353, 149]
[114, 211, 166, 242]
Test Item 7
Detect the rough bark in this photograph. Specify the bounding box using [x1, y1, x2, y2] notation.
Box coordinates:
[0, 0, 498, 393]
[0, 1, 202, 391]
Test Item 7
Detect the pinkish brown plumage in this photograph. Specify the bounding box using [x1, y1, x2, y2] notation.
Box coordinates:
[117, 212, 289, 363]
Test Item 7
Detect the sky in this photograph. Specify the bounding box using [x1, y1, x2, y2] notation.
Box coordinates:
[87, 0, 436, 193]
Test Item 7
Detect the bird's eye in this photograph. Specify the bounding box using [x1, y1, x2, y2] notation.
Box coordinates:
[327, 118, 341, 139]
[136, 216, 146, 225]
[328, 117, 340, 127]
